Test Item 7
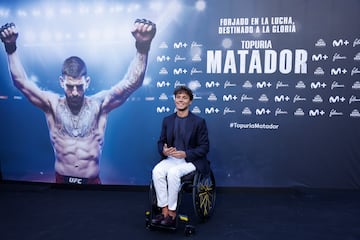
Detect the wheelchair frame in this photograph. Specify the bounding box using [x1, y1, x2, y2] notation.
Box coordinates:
[145, 169, 216, 235]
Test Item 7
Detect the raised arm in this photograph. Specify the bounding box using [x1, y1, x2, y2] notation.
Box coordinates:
[0, 23, 55, 111]
[99, 19, 156, 113]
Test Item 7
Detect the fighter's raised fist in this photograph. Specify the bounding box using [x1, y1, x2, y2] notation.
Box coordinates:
[132, 19, 156, 53]
[0, 23, 18, 44]
[0, 23, 18, 54]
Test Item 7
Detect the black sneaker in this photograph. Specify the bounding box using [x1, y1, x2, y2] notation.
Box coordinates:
[160, 215, 176, 227]
[151, 214, 164, 225]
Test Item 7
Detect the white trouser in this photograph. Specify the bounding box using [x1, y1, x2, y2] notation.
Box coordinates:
[152, 156, 196, 211]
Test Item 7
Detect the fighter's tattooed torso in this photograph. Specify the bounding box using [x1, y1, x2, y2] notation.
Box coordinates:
[55, 99, 99, 137]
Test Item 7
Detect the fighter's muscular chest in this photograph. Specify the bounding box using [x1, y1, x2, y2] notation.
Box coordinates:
[55, 99, 99, 137]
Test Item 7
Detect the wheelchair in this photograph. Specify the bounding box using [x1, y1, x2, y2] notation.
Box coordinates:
[145, 169, 216, 236]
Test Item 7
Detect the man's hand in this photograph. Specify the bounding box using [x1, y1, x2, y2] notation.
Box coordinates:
[170, 150, 186, 159]
[163, 143, 176, 157]
[0, 23, 18, 54]
[163, 144, 187, 159]
[131, 19, 156, 54]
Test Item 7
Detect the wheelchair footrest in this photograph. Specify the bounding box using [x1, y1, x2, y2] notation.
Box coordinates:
[145, 211, 196, 236]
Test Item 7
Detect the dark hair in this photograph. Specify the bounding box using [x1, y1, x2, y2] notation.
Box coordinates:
[173, 86, 193, 101]
[61, 56, 87, 78]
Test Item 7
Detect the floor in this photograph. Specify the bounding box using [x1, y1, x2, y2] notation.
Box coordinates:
[0, 182, 359, 240]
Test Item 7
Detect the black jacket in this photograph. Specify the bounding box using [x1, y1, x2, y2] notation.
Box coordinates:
[157, 112, 210, 174]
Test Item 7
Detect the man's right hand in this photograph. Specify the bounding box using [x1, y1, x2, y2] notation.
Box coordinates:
[0, 23, 18, 54]
[163, 143, 177, 157]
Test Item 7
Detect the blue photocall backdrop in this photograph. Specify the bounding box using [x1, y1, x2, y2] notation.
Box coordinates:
[0, 0, 359, 188]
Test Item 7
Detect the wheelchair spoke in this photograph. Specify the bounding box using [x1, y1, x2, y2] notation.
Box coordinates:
[196, 177, 215, 217]
[199, 192, 212, 216]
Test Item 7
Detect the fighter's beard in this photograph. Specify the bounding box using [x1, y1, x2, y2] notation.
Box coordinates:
[66, 97, 84, 115]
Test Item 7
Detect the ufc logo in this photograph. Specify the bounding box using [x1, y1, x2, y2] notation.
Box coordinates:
[69, 177, 83, 184]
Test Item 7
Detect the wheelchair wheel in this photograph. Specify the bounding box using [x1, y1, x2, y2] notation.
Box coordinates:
[192, 170, 216, 220]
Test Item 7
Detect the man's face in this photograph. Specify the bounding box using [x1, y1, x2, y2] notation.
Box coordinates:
[174, 92, 192, 111]
[60, 75, 89, 107]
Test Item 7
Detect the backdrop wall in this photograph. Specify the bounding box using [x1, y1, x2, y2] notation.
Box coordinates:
[0, 0, 359, 188]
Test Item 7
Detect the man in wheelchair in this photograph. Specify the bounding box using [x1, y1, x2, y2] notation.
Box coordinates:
[150, 86, 211, 227]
